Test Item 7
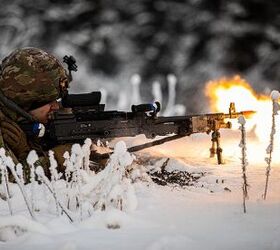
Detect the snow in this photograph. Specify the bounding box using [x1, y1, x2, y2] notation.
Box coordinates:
[270, 90, 280, 100]
[26, 150, 39, 166]
[152, 81, 162, 104]
[0, 135, 280, 249]
[130, 74, 142, 105]
[238, 115, 246, 125]
[163, 74, 177, 116]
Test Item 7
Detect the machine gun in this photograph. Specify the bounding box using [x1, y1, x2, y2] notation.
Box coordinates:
[24, 91, 253, 165]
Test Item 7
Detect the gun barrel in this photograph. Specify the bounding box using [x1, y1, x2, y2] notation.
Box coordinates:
[239, 110, 256, 118]
[224, 110, 256, 119]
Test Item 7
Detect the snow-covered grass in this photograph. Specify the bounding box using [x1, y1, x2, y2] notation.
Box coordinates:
[263, 90, 280, 199]
[0, 132, 279, 250]
[238, 115, 249, 213]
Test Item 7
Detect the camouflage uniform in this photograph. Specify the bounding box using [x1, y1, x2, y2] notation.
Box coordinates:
[0, 47, 70, 181]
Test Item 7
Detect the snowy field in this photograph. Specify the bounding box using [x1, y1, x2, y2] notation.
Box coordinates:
[0, 132, 280, 250]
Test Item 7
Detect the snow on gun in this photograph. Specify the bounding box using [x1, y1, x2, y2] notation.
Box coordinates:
[20, 92, 256, 164]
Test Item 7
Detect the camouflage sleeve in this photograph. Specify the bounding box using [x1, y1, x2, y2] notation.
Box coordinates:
[0, 125, 52, 182]
[0, 126, 19, 182]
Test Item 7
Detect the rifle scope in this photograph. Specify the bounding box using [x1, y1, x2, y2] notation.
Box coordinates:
[61, 91, 101, 108]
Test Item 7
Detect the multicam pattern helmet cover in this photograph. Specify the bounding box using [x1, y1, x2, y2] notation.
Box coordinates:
[0, 47, 68, 111]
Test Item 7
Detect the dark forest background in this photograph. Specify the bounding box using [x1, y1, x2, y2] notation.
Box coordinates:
[0, 0, 280, 112]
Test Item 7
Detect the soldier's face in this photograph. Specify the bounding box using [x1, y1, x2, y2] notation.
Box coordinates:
[29, 100, 60, 124]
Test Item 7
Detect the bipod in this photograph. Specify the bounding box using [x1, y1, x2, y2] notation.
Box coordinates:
[209, 130, 224, 164]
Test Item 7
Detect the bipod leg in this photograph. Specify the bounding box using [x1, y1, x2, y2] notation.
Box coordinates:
[215, 131, 223, 164]
[210, 130, 224, 164]
[210, 133, 216, 158]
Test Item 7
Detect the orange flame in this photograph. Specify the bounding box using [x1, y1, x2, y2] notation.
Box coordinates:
[204, 75, 276, 142]
[205, 75, 268, 112]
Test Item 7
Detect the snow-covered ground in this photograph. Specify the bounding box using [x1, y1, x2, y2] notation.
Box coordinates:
[0, 131, 280, 250]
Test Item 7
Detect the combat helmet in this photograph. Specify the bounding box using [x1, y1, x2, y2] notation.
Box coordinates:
[0, 47, 68, 111]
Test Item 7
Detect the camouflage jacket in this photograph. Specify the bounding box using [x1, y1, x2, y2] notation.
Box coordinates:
[0, 47, 70, 182]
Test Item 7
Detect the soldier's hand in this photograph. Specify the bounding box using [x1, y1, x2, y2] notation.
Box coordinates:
[0, 119, 30, 161]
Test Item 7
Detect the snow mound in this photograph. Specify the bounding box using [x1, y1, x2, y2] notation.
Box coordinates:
[0, 215, 48, 242]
